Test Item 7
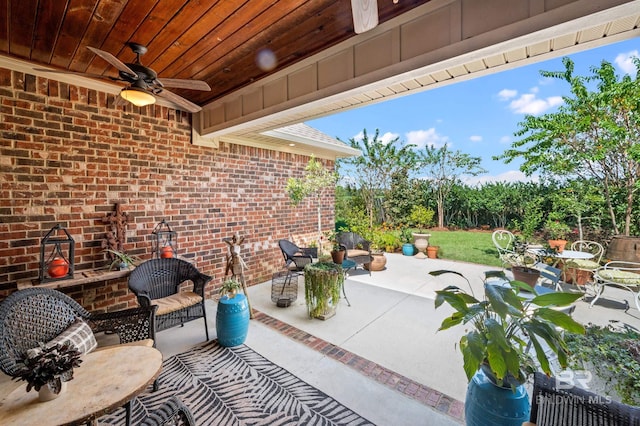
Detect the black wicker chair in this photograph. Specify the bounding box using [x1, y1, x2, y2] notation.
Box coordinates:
[527, 372, 640, 426]
[0, 287, 156, 377]
[140, 396, 196, 426]
[337, 232, 373, 274]
[128, 258, 212, 340]
[278, 239, 313, 282]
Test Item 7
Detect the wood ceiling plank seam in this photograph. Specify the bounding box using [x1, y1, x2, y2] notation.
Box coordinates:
[126, 0, 223, 69]
[189, 1, 352, 102]
[8, 0, 39, 58]
[68, 0, 129, 72]
[148, 0, 264, 75]
[50, 0, 101, 69]
[0, 0, 7, 52]
[121, 0, 190, 63]
[85, 0, 160, 76]
[159, 0, 304, 81]
[30, 0, 69, 64]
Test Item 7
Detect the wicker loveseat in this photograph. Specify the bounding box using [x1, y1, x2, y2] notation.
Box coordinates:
[337, 232, 373, 274]
[128, 258, 212, 340]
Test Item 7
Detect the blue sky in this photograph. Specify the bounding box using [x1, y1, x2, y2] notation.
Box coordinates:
[308, 37, 639, 185]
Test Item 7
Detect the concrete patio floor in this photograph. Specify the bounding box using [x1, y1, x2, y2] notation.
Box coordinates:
[2, 253, 638, 425]
[161, 253, 640, 425]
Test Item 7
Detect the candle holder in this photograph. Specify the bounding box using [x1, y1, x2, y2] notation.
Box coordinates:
[152, 219, 177, 259]
[39, 224, 75, 283]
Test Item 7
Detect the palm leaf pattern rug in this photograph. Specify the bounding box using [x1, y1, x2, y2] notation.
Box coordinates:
[100, 340, 374, 425]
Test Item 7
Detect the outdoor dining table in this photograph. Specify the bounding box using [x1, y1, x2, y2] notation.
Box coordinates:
[0, 345, 162, 426]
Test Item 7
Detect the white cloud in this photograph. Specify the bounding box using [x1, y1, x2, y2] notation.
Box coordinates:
[497, 89, 517, 101]
[464, 170, 538, 186]
[530, 86, 539, 94]
[405, 128, 449, 149]
[380, 132, 399, 145]
[499, 135, 511, 144]
[509, 93, 563, 115]
[538, 77, 554, 86]
[351, 130, 399, 145]
[614, 50, 639, 75]
[469, 135, 482, 142]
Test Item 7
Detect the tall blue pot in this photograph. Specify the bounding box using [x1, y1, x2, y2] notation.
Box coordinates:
[465, 368, 530, 426]
[216, 293, 250, 347]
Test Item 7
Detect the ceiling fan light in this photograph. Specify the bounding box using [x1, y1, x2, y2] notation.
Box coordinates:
[120, 87, 156, 107]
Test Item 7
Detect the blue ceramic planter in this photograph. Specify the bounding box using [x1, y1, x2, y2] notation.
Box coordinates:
[465, 369, 530, 426]
[402, 243, 415, 256]
[216, 293, 250, 347]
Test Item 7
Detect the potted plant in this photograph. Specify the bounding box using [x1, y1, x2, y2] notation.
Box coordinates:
[324, 230, 345, 264]
[304, 262, 344, 320]
[509, 237, 541, 289]
[400, 228, 415, 256]
[364, 236, 387, 272]
[216, 278, 250, 347]
[105, 249, 140, 271]
[409, 205, 433, 253]
[11, 341, 83, 401]
[432, 269, 585, 426]
[544, 215, 571, 252]
[426, 245, 439, 259]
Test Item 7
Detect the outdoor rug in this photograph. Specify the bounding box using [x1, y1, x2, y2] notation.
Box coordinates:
[99, 340, 374, 425]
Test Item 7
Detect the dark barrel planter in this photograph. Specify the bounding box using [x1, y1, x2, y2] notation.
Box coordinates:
[606, 235, 640, 262]
[216, 293, 250, 347]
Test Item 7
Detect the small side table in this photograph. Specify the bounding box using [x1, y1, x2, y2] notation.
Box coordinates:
[340, 259, 356, 306]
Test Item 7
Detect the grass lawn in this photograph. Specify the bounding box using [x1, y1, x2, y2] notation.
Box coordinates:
[422, 230, 502, 267]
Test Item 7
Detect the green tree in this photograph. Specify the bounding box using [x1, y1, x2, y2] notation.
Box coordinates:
[496, 57, 640, 235]
[384, 169, 416, 226]
[339, 129, 419, 227]
[419, 144, 486, 228]
[286, 156, 337, 250]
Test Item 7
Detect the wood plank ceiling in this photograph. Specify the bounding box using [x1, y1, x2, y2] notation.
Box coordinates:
[0, 0, 430, 108]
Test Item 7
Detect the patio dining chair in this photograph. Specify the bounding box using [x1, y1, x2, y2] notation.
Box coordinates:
[591, 260, 640, 312]
[337, 232, 373, 275]
[525, 372, 640, 426]
[491, 230, 537, 269]
[278, 239, 313, 285]
[563, 240, 604, 286]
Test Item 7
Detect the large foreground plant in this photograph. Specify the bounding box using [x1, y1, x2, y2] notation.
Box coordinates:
[433, 270, 585, 387]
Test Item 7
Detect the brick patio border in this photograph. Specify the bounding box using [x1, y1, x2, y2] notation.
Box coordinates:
[252, 310, 465, 423]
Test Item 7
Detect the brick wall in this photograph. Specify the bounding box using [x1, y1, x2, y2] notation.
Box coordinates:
[0, 67, 335, 311]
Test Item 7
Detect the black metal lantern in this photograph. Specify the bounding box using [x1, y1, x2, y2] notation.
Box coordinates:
[39, 224, 75, 282]
[152, 219, 177, 259]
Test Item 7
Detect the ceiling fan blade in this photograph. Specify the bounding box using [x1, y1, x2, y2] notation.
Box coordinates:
[87, 46, 137, 78]
[156, 78, 211, 91]
[350, 0, 379, 34]
[33, 68, 122, 82]
[155, 89, 202, 113]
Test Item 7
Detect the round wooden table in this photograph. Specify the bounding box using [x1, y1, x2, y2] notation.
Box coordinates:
[0, 345, 162, 426]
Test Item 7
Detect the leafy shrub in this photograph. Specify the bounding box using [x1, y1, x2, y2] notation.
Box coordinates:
[565, 323, 640, 405]
[409, 205, 434, 231]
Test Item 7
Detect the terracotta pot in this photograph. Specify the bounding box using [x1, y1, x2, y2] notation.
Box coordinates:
[511, 265, 540, 289]
[331, 250, 345, 264]
[547, 239, 567, 253]
[426, 246, 439, 259]
[364, 253, 387, 271]
[47, 257, 69, 278]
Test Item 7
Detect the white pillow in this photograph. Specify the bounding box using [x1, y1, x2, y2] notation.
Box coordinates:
[47, 317, 98, 355]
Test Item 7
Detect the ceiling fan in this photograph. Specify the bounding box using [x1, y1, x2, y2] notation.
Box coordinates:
[37, 43, 210, 113]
